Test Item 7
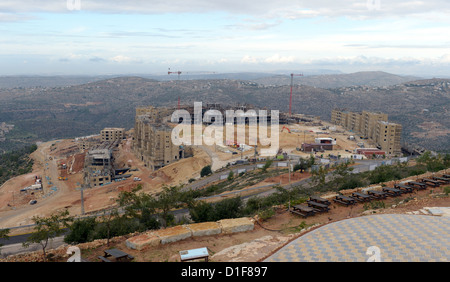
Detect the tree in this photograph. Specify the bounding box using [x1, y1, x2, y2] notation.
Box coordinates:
[96, 208, 119, 247]
[189, 201, 214, 222]
[331, 161, 354, 189]
[64, 217, 97, 244]
[156, 185, 182, 227]
[294, 158, 308, 173]
[307, 154, 315, 167]
[415, 151, 447, 172]
[0, 228, 10, 255]
[122, 185, 159, 229]
[200, 165, 212, 177]
[117, 184, 157, 221]
[310, 166, 328, 187]
[261, 159, 273, 173]
[23, 209, 72, 261]
[227, 170, 234, 181]
[212, 197, 243, 220]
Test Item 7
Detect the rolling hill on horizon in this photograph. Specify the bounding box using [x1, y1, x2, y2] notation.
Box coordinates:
[0, 71, 448, 153]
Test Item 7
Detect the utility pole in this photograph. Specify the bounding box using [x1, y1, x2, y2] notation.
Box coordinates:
[80, 186, 85, 215]
[288, 157, 291, 185]
[79, 175, 90, 216]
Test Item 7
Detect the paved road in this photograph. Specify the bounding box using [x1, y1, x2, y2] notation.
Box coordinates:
[185, 157, 390, 192]
[0, 156, 404, 257]
[0, 235, 66, 259]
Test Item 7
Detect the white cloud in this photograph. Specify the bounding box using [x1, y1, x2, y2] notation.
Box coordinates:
[241, 55, 259, 64]
[2, 0, 450, 18]
[111, 55, 133, 63]
[264, 54, 295, 64]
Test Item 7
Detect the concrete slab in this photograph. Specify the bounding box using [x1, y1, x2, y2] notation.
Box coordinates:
[154, 225, 192, 244]
[186, 222, 222, 237]
[218, 217, 254, 234]
[125, 232, 160, 250]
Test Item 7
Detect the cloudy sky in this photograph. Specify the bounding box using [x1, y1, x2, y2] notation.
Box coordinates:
[1, 0, 450, 76]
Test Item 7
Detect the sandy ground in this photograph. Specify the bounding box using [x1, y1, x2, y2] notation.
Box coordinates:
[0, 125, 449, 262]
[0, 122, 370, 233]
[0, 137, 213, 231]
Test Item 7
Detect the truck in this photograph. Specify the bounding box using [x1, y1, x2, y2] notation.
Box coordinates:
[133, 177, 141, 181]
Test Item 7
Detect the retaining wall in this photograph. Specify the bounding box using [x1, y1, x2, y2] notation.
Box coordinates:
[126, 217, 254, 250]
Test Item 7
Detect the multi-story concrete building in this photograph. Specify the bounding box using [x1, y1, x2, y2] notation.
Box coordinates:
[84, 148, 113, 187]
[331, 109, 362, 132]
[361, 111, 388, 140]
[133, 106, 185, 170]
[100, 127, 125, 142]
[375, 121, 402, 156]
[331, 109, 402, 157]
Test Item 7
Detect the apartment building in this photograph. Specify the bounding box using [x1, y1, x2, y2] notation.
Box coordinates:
[331, 109, 363, 132]
[375, 121, 402, 156]
[133, 106, 184, 170]
[331, 109, 402, 156]
[100, 127, 125, 142]
[361, 111, 388, 140]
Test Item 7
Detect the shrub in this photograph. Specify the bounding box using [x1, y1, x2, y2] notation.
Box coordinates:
[258, 208, 275, 221]
[200, 165, 212, 177]
[444, 186, 450, 195]
[64, 217, 97, 244]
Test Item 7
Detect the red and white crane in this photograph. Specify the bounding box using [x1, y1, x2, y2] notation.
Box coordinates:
[289, 73, 303, 116]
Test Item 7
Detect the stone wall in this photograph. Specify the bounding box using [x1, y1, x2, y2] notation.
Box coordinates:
[126, 217, 255, 251]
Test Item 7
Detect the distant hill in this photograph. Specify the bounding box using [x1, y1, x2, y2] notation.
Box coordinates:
[0, 75, 115, 89]
[0, 74, 448, 153]
[252, 71, 421, 88]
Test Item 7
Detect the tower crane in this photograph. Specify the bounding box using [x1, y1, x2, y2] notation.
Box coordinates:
[168, 69, 217, 109]
[289, 73, 303, 116]
[168, 69, 182, 78]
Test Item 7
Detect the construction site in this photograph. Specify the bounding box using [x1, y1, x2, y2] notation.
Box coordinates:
[1, 84, 449, 262]
[331, 109, 403, 157]
[0, 101, 378, 225]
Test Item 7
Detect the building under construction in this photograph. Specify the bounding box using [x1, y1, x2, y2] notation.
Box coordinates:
[82, 128, 125, 187]
[132, 103, 300, 170]
[331, 109, 402, 156]
[133, 106, 186, 170]
[84, 148, 113, 187]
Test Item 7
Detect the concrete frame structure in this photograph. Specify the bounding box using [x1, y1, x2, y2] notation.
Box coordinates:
[101, 127, 125, 142]
[375, 121, 402, 156]
[331, 109, 402, 156]
[84, 148, 113, 187]
[133, 106, 184, 170]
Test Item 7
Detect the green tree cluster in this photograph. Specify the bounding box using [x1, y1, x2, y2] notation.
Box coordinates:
[0, 144, 37, 186]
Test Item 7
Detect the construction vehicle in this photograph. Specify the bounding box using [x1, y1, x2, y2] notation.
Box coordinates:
[282, 126, 291, 133]
[229, 142, 240, 148]
[58, 176, 68, 181]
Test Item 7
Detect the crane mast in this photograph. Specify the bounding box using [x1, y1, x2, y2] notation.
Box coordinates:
[289, 73, 303, 116]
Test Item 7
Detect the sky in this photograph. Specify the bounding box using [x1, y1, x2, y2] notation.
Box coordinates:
[1, 0, 450, 77]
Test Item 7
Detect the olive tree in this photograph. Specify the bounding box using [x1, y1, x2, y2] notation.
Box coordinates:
[23, 209, 72, 261]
